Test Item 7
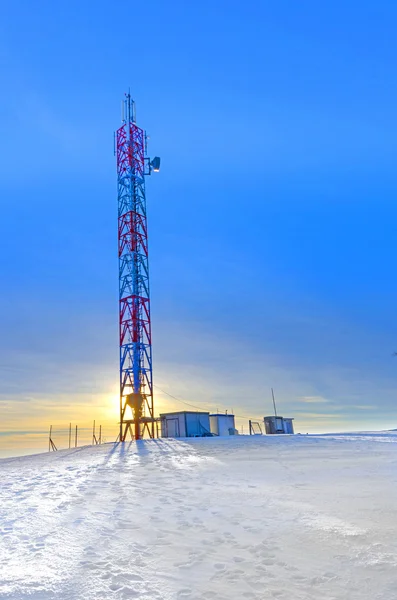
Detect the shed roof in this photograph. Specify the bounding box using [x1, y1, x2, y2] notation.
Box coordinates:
[160, 411, 210, 417]
[264, 415, 294, 420]
[209, 413, 235, 417]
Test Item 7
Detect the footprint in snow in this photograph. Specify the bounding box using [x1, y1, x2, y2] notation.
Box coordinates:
[177, 588, 192, 598]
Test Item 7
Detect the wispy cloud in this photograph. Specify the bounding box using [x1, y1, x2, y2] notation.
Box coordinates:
[295, 412, 343, 419]
[300, 396, 329, 404]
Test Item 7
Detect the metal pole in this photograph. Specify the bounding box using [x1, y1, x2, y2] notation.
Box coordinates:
[119, 394, 123, 442]
[75, 425, 78, 448]
[92, 420, 95, 445]
[271, 388, 278, 418]
[69, 422, 71, 449]
[49, 425, 52, 452]
[99, 425, 102, 444]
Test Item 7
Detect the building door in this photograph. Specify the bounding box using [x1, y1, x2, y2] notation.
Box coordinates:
[166, 418, 180, 438]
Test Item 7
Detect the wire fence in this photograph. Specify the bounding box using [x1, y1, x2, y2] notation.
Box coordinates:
[48, 422, 119, 452]
[0, 422, 120, 459]
[0, 415, 266, 459]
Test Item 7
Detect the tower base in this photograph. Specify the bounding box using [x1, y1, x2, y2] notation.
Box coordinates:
[119, 417, 159, 442]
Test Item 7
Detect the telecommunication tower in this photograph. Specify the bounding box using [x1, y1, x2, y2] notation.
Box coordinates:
[116, 93, 160, 441]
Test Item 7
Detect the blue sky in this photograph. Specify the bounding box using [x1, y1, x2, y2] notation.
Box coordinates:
[1, 0, 397, 442]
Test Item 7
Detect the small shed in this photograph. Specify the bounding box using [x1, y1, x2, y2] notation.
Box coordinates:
[160, 411, 212, 438]
[264, 416, 294, 435]
[209, 414, 236, 436]
[283, 418, 294, 434]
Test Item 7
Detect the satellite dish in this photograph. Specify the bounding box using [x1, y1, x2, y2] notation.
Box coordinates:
[150, 157, 161, 172]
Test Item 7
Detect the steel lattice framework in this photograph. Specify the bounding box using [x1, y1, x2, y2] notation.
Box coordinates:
[116, 93, 156, 441]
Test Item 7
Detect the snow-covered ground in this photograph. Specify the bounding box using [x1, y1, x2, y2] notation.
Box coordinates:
[1, 433, 397, 599]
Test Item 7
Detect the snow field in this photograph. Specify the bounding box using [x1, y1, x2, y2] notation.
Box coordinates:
[1, 434, 397, 599]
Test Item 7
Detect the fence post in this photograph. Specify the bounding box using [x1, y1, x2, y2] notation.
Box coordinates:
[48, 425, 57, 452]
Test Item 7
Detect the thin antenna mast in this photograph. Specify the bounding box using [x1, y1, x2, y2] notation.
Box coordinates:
[271, 387, 278, 418]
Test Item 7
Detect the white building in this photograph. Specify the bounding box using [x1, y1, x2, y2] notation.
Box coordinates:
[160, 411, 211, 438]
[209, 414, 237, 436]
[263, 416, 294, 435]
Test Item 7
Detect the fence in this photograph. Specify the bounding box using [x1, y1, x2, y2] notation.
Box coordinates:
[0, 418, 269, 459]
[0, 423, 120, 458]
[249, 420, 263, 435]
[48, 421, 119, 452]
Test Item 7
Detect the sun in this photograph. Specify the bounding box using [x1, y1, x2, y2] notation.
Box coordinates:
[101, 392, 120, 422]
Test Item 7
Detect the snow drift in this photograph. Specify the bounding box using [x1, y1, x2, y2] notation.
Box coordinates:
[1, 433, 397, 599]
